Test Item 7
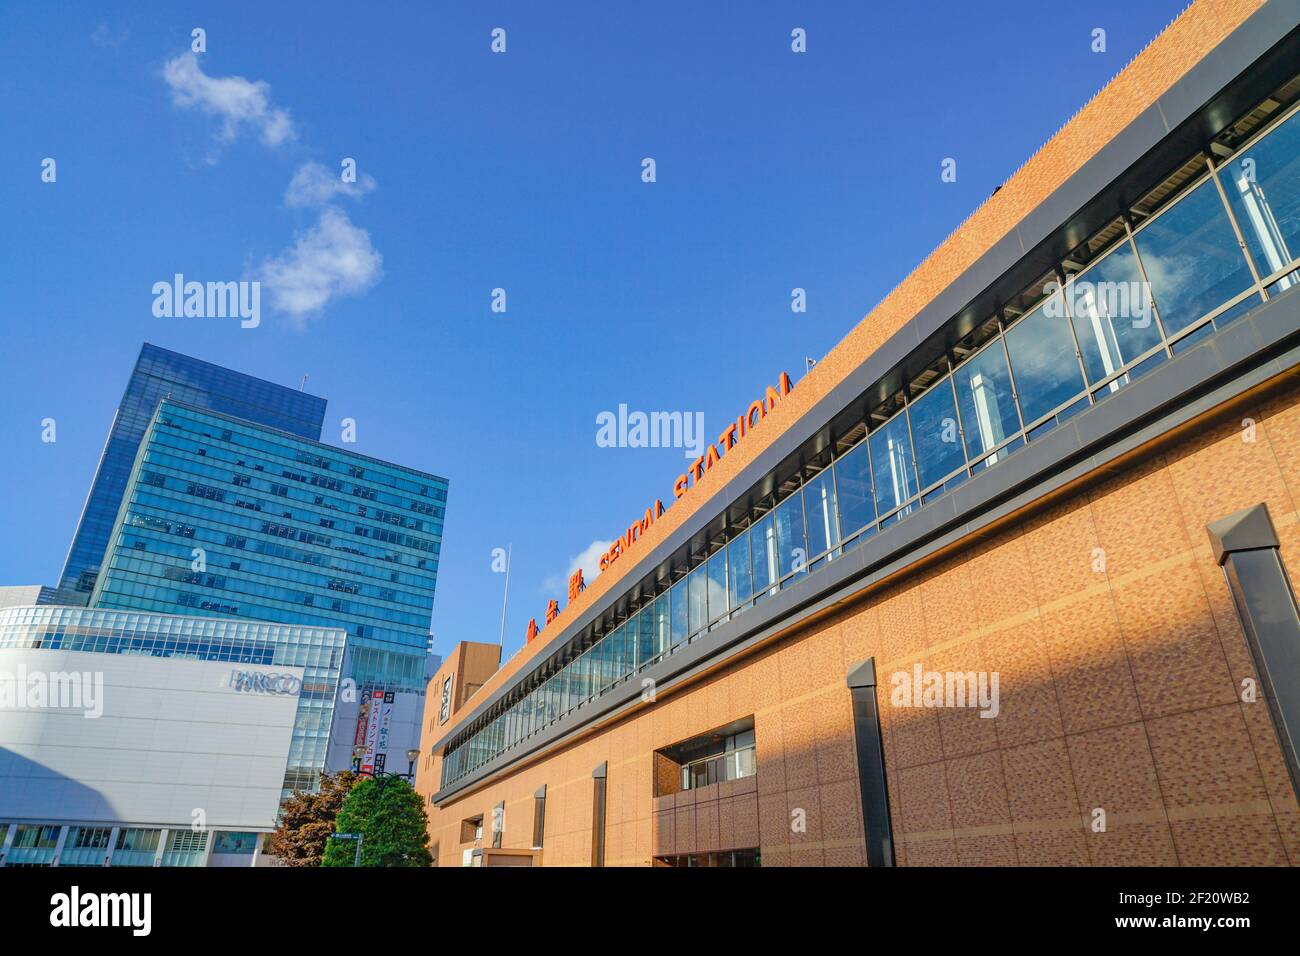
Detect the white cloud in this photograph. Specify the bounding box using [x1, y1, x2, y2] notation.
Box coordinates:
[285, 161, 376, 208]
[259, 207, 382, 320]
[162, 52, 294, 147]
[542, 539, 613, 597]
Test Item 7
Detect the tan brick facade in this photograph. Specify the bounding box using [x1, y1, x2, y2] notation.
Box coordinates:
[420, 372, 1300, 866]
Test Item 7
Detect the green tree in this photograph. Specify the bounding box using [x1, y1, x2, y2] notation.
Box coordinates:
[321, 775, 432, 867]
[265, 770, 360, 867]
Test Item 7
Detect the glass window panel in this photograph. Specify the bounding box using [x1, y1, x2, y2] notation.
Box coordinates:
[538, 678, 552, 726]
[531, 683, 545, 730]
[642, 603, 657, 662]
[588, 641, 605, 693]
[1221, 110, 1300, 292]
[1003, 292, 1086, 426]
[603, 635, 618, 688]
[553, 668, 568, 717]
[631, 609, 651, 670]
[577, 658, 590, 708]
[706, 549, 728, 621]
[868, 412, 917, 519]
[544, 673, 560, 721]
[595, 636, 610, 690]
[587, 648, 602, 700]
[515, 700, 529, 743]
[804, 469, 839, 560]
[588, 643, 602, 697]
[750, 514, 777, 600]
[687, 565, 707, 636]
[574, 637, 591, 701]
[1132, 178, 1256, 335]
[775, 490, 807, 579]
[653, 594, 671, 658]
[1066, 240, 1162, 391]
[834, 441, 875, 538]
[952, 341, 1019, 465]
[907, 378, 965, 490]
[606, 631, 622, 685]
[527, 686, 543, 728]
[617, 624, 633, 679]
[670, 580, 688, 647]
[728, 528, 753, 607]
[1213, 292, 1264, 329]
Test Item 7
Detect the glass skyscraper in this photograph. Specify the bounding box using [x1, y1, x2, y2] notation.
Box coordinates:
[60, 344, 327, 597]
[0, 604, 347, 796]
[90, 398, 447, 695]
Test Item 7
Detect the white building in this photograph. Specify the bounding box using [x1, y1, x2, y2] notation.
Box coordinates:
[0, 605, 346, 867]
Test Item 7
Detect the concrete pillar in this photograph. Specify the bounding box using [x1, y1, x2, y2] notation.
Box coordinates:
[50, 825, 70, 867]
[103, 826, 120, 867]
[0, 823, 16, 867]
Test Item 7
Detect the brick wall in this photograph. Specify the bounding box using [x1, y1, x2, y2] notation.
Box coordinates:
[425, 373, 1300, 866]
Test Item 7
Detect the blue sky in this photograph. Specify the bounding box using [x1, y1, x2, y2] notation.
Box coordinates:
[0, 0, 1190, 662]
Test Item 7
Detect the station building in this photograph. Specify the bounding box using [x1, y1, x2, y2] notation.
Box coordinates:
[417, 0, 1300, 866]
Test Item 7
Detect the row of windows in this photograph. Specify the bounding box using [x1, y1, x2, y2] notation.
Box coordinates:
[177, 440, 447, 525]
[124, 483, 440, 574]
[0, 605, 343, 642]
[0, 621, 360, 672]
[53, 582, 423, 697]
[139, 451, 445, 558]
[207, 523, 437, 590]
[158, 402, 448, 502]
[95, 570, 428, 656]
[129, 526, 434, 607]
[107, 546, 435, 629]
[441, 87, 1300, 788]
[655, 849, 760, 867]
[132, 523, 438, 596]
[678, 731, 756, 792]
[0, 608, 340, 647]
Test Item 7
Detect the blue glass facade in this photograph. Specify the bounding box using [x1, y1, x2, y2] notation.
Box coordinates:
[60, 344, 327, 597]
[0, 605, 346, 795]
[90, 399, 447, 694]
[441, 97, 1300, 789]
